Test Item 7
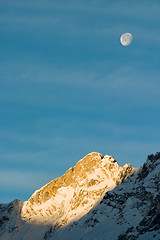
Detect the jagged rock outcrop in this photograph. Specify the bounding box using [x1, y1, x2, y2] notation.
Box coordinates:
[0, 200, 51, 240]
[1, 152, 160, 240]
[0, 200, 23, 239]
[52, 152, 159, 240]
[21, 152, 135, 226]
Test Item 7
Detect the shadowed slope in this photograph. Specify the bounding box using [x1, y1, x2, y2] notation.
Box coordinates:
[51, 153, 160, 240]
[0, 200, 51, 240]
[1, 151, 149, 240]
[21, 152, 135, 226]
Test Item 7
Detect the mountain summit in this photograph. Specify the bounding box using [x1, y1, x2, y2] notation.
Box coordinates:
[0, 152, 160, 240]
[21, 152, 135, 226]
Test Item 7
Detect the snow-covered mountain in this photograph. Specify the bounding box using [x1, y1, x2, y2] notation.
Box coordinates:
[21, 152, 135, 226]
[0, 152, 160, 240]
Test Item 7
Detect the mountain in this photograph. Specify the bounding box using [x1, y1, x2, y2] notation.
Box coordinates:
[21, 152, 135, 227]
[0, 152, 160, 240]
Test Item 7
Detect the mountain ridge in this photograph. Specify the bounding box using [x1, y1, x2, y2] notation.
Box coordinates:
[0, 152, 160, 240]
[21, 152, 136, 226]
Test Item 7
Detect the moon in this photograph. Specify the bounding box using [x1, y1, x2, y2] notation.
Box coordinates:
[120, 33, 133, 46]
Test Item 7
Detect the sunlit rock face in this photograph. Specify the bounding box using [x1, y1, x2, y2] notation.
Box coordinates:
[59, 152, 160, 240]
[1, 152, 160, 240]
[21, 152, 135, 227]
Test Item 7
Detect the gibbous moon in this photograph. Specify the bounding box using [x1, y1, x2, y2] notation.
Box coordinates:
[120, 33, 133, 46]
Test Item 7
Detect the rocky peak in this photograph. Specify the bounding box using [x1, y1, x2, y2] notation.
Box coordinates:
[1, 152, 160, 240]
[137, 152, 160, 180]
[0, 199, 22, 238]
[146, 152, 160, 169]
[21, 152, 135, 227]
[147, 152, 160, 162]
[60, 152, 160, 240]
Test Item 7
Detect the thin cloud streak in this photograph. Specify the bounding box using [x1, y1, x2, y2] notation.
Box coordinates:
[1, 0, 160, 203]
[1, 64, 160, 109]
[1, 1, 160, 43]
[1, 0, 160, 19]
[0, 169, 54, 190]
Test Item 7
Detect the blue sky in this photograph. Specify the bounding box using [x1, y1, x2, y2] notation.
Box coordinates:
[1, 0, 160, 203]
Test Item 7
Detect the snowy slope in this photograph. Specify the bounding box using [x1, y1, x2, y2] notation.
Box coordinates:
[21, 152, 134, 226]
[0, 200, 51, 240]
[0, 152, 160, 240]
[50, 152, 160, 240]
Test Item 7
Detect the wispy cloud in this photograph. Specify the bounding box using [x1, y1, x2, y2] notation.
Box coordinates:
[0, 169, 54, 190]
[1, 63, 160, 109]
[0, 169, 57, 202]
[2, 0, 160, 18]
[1, 0, 160, 203]
[1, 0, 160, 42]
